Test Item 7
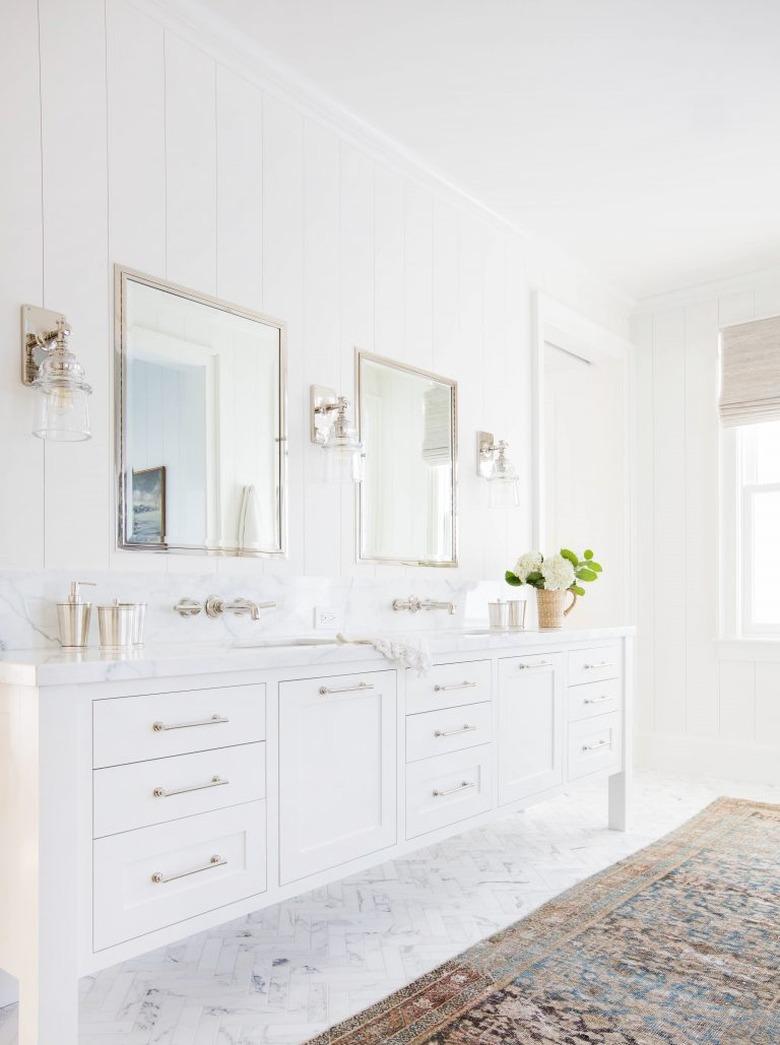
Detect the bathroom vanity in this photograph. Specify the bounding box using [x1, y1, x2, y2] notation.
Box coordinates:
[0, 626, 632, 1045]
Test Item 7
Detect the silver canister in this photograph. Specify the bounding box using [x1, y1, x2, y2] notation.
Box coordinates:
[97, 601, 137, 650]
[132, 602, 147, 646]
[488, 600, 510, 629]
[507, 600, 527, 630]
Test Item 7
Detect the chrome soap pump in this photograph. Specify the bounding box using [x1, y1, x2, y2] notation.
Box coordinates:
[56, 580, 96, 649]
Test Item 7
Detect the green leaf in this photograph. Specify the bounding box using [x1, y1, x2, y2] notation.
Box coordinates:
[584, 549, 594, 560]
[560, 548, 578, 565]
[525, 571, 544, 588]
[505, 571, 523, 587]
[589, 561, 602, 572]
[577, 568, 598, 582]
[572, 584, 586, 597]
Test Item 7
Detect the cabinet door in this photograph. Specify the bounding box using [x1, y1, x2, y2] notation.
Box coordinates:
[279, 669, 397, 884]
[498, 654, 564, 805]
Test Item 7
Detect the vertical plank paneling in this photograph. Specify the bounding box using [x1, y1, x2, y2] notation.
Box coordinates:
[718, 661, 755, 741]
[455, 216, 487, 580]
[338, 143, 373, 575]
[0, 0, 44, 568]
[40, 0, 110, 569]
[504, 239, 533, 552]
[651, 307, 687, 735]
[403, 182, 433, 370]
[684, 299, 719, 736]
[262, 94, 304, 576]
[165, 33, 217, 293]
[630, 312, 655, 737]
[482, 233, 510, 576]
[302, 120, 340, 576]
[216, 67, 261, 308]
[107, 0, 165, 278]
[373, 166, 404, 361]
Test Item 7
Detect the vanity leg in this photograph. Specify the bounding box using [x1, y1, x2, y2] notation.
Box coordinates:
[18, 967, 78, 1045]
[15, 688, 82, 1045]
[608, 770, 629, 831]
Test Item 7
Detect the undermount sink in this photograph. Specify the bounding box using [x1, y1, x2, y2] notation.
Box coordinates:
[234, 637, 340, 649]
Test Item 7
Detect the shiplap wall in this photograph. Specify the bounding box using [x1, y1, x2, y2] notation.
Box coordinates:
[632, 267, 780, 782]
[0, 0, 630, 584]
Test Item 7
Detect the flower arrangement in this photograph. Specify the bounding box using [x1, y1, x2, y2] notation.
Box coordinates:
[505, 548, 602, 627]
[505, 548, 602, 595]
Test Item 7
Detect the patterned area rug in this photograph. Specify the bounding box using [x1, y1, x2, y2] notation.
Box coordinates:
[309, 797, 780, 1044]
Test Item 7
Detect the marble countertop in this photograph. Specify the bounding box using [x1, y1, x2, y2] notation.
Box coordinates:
[0, 625, 634, 687]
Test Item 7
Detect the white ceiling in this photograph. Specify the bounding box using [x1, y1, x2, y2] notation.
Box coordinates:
[197, 0, 780, 299]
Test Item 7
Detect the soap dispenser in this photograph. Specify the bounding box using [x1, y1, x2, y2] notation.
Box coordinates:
[57, 581, 96, 649]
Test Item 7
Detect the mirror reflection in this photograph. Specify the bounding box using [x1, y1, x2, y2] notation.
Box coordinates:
[358, 352, 457, 565]
[117, 269, 285, 555]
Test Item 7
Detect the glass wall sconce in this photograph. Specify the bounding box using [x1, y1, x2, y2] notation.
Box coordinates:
[310, 384, 364, 483]
[477, 430, 520, 508]
[21, 305, 92, 441]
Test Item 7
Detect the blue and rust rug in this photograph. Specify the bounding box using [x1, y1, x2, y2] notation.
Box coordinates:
[310, 797, 780, 1044]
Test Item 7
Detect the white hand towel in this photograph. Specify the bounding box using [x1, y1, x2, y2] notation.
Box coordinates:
[336, 633, 431, 675]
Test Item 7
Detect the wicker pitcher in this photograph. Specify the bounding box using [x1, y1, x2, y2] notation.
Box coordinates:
[536, 588, 577, 629]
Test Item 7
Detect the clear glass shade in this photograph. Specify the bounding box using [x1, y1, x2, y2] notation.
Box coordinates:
[322, 437, 365, 483]
[32, 382, 91, 441]
[488, 475, 521, 509]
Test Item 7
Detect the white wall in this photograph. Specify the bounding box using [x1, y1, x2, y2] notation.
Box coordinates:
[0, 0, 630, 594]
[632, 266, 780, 783]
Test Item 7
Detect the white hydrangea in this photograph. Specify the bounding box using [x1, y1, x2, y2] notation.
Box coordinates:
[514, 551, 543, 583]
[541, 553, 575, 591]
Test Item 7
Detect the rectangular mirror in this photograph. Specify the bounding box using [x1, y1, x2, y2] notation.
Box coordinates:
[357, 351, 457, 566]
[115, 267, 286, 556]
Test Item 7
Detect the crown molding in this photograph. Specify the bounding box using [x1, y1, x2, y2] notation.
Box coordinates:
[633, 262, 780, 315]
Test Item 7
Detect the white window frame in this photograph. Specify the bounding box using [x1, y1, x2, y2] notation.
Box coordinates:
[727, 424, 780, 636]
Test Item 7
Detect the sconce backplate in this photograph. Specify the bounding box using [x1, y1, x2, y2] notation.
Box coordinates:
[310, 383, 338, 443]
[476, 430, 495, 476]
[21, 304, 66, 385]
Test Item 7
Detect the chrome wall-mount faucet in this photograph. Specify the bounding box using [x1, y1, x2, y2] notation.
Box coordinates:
[392, 596, 456, 615]
[173, 596, 276, 621]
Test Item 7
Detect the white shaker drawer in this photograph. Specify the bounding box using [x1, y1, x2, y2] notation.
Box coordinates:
[406, 660, 491, 714]
[405, 745, 492, 840]
[567, 713, 622, 780]
[568, 678, 622, 722]
[93, 742, 266, 837]
[406, 702, 492, 763]
[93, 801, 267, 951]
[567, 645, 621, 686]
[93, 685, 266, 768]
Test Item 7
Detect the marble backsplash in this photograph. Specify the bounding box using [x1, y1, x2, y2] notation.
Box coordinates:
[0, 569, 520, 651]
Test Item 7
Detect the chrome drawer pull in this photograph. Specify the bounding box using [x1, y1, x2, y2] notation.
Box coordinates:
[432, 780, 477, 798]
[153, 775, 229, 799]
[583, 661, 614, 670]
[152, 714, 229, 732]
[433, 681, 477, 692]
[319, 681, 375, 695]
[434, 724, 477, 738]
[151, 854, 226, 885]
[583, 694, 611, 705]
[518, 660, 551, 670]
[582, 738, 609, 752]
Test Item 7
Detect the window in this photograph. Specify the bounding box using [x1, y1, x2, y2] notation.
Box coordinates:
[739, 419, 780, 632]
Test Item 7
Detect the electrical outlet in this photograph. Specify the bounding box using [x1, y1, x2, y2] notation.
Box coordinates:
[314, 606, 340, 630]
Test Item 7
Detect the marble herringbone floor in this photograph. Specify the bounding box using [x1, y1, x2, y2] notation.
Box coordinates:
[1, 770, 777, 1044]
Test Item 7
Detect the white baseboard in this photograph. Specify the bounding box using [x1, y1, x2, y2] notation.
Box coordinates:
[635, 731, 780, 785]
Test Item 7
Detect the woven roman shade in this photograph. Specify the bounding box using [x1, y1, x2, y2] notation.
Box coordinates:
[720, 314, 780, 426]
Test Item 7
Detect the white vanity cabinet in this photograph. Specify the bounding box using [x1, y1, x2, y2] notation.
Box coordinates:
[0, 627, 632, 1045]
[498, 653, 565, 804]
[278, 668, 397, 883]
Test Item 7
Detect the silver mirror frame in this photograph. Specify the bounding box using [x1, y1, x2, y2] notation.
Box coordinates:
[114, 264, 288, 557]
[355, 349, 458, 567]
